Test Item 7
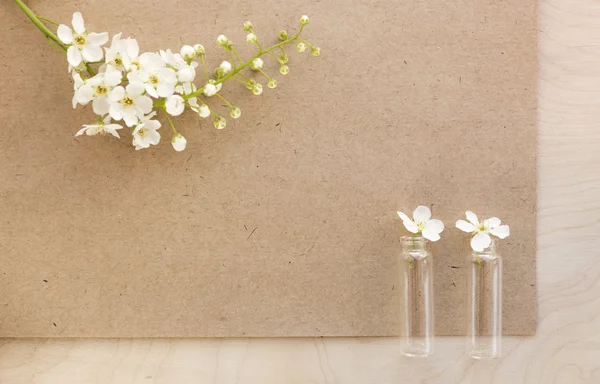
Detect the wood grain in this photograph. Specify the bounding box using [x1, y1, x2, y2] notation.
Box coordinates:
[0, 0, 597, 382]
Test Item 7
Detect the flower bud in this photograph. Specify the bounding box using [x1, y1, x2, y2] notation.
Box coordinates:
[180, 45, 196, 61]
[297, 43, 307, 53]
[219, 61, 232, 74]
[252, 83, 263, 95]
[194, 44, 205, 56]
[171, 134, 187, 152]
[267, 79, 278, 89]
[251, 58, 264, 70]
[279, 54, 289, 64]
[279, 65, 289, 75]
[203, 83, 217, 97]
[198, 104, 210, 118]
[246, 79, 257, 90]
[243, 21, 253, 32]
[226, 41, 235, 50]
[213, 116, 227, 129]
[230, 107, 241, 119]
[216, 34, 228, 47]
[300, 15, 310, 25]
[311, 47, 321, 57]
[246, 33, 258, 44]
[278, 30, 288, 41]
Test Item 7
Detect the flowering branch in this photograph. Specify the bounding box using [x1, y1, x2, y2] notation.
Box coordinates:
[13, 0, 319, 152]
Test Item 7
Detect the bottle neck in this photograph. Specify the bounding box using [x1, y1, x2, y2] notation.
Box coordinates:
[401, 236, 430, 257]
[471, 239, 500, 261]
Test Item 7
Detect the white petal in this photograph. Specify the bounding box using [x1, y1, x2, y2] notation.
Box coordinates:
[413, 206, 431, 222]
[397, 211, 411, 222]
[72, 12, 85, 34]
[403, 220, 419, 234]
[484, 217, 502, 229]
[92, 96, 110, 115]
[178, 66, 195, 82]
[145, 84, 158, 98]
[104, 124, 122, 138]
[57, 25, 73, 44]
[424, 219, 444, 234]
[75, 126, 88, 136]
[466, 211, 479, 225]
[126, 82, 145, 96]
[126, 38, 139, 60]
[109, 86, 125, 102]
[67, 45, 82, 67]
[75, 85, 94, 104]
[87, 32, 108, 46]
[104, 66, 122, 87]
[136, 96, 153, 115]
[109, 103, 123, 120]
[421, 229, 441, 242]
[490, 225, 510, 239]
[471, 233, 492, 252]
[146, 129, 161, 145]
[122, 109, 138, 127]
[456, 220, 476, 233]
[157, 82, 174, 98]
[82, 44, 103, 62]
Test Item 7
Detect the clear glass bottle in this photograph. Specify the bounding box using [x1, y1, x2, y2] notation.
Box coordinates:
[466, 241, 502, 359]
[400, 236, 434, 357]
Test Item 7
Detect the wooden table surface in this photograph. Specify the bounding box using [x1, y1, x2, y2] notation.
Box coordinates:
[1, 0, 599, 383]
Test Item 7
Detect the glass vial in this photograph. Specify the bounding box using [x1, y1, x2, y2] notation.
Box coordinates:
[400, 236, 434, 357]
[466, 241, 502, 359]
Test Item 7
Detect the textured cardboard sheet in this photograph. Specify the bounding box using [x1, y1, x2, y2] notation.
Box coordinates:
[0, 0, 537, 337]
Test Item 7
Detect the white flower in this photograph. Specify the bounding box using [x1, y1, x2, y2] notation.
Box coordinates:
[132, 112, 161, 150]
[203, 83, 217, 97]
[171, 134, 187, 151]
[180, 45, 196, 61]
[280, 65, 289, 75]
[75, 115, 122, 138]
[297, 43, 307, 53]
[216, 35, 228, 47]
[251, 58, 263, 70]
[104, 33, 139, 72]
[74, 65, 122, 114]
[219, 61, 232, 74]
[397, 206, 445, 242]
[136, 54, 177, 98]
[300, 15, 310, 25]
[57, 12, 108, 67]
[159, 49, 197, 82]
[267, 79, 277, 89]
[108, 78, 153, 127]
[165, 95, 185, 116]
[246, 33, 257, 43]
[456, 211, 510, 252]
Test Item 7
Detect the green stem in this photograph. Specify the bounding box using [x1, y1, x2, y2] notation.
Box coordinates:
[13, 0, 64, 48]
[215, 93, 234, 109]
[162, 108, 178, 134]
[37, 15, 59, 26]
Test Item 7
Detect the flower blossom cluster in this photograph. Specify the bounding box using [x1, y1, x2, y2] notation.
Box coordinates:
[54, 12, 319, 151]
